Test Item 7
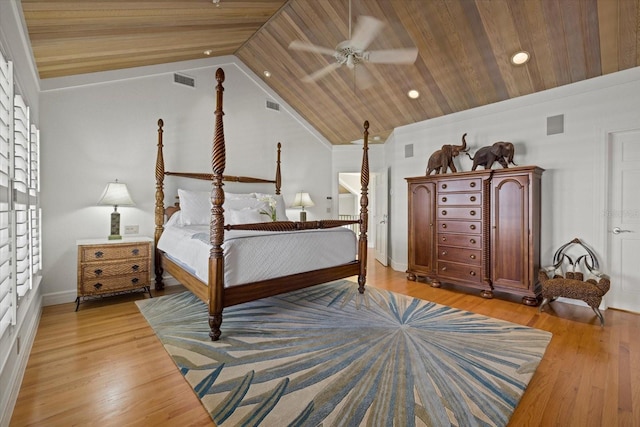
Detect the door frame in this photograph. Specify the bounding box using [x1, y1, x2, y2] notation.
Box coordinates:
[599, 121, 640, 310]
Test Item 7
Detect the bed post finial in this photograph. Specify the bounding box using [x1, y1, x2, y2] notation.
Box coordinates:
[358, 120, 370, 294]
[209, 67, 226, 341]
[275, 142, 282, 195]
[154, 118, 165, 290]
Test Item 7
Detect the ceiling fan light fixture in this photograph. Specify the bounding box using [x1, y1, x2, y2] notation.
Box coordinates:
[346, 54, 355, 69]
[511, 50, 530, 65]
[408, 89, 420, 99]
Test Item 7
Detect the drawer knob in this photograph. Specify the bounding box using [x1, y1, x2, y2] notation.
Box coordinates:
[131, 278, 139, 284]
[470, 196, 476, 202]
[442, 224, 447, 229]
[470, 224, 476, 230]
[442, 197, 447, 202]
[441, 184, 447, 189]
[441, 266, 447, 271]
[441, 210, 447, 216]
[441, 237, 447, 242]
[470, 271, 476, 276]
[470, 239, 476, 244]
[470, 254, 476, 259]
[442, 250, 447, 256]
[94, 251, 104, 258]
[470, 182, 476, 188]
[132, 249, 140, 255]
[132, 264, 140, 271]
[94, 283, 102, 290]
[94, 269, 103, 276]
[470, 210, 476, 216]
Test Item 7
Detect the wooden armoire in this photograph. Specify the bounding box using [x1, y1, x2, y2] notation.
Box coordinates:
[406, 166, 544, 305]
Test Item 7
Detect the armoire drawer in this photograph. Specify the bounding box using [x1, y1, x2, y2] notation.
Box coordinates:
[438, 246, 482, 265]
[437, 220, 482, 234]
[436, 261, 482, 284]
[438, 207, 481, 220]
[438, 178, 482, 192]
[438, 192, 482, 206]
[438, 233, 482, 249]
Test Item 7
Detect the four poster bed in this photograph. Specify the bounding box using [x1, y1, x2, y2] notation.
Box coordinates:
[154, 68, 370, 341]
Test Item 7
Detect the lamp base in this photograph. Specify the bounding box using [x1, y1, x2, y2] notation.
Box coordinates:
[109, 210, 122, 240]
[299, 211, 307, 222]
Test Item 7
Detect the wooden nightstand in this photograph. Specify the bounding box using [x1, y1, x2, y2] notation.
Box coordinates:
[76, 237, 153, 311]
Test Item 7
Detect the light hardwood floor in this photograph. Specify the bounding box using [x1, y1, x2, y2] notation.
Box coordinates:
[10, 257, 640, 426]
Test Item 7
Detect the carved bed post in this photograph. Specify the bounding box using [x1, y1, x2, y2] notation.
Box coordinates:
[154, 119, 165, 290]
[209, 68, 226, 341]
[275, 142, 282, 195]
[358, 120, 370, 294]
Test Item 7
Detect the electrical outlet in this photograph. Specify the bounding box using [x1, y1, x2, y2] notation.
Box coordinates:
[124, 225, 139, 234]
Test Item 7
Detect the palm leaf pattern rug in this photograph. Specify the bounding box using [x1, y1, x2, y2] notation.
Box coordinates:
[136, 280, 551, 426]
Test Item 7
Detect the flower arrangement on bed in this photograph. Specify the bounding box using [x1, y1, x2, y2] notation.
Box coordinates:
[153, 68, 370, 341]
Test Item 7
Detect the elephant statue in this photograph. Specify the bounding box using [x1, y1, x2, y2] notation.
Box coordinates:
[466, 141, 517, 171]
[425, 133, 468, 175]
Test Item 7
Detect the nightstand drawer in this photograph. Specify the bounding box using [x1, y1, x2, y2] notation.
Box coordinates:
[81, 260, 149, 279]
[79, 243, 149, 262]
[438, 193, 481, 206]
[438, 207, 480, 220]
[438, 233, 482, 249]
[79, 273, 150, 295]
[438, 246, 481, 265]
[437, 261, 482, 284]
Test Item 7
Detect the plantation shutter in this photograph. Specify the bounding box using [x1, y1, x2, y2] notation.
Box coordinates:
[13, 95, 30, 298]
[29, 124, 40, 277]
[0, 50, 13, 339]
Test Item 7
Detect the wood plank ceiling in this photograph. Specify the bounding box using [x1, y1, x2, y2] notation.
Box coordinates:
[21, 0, 640, 145]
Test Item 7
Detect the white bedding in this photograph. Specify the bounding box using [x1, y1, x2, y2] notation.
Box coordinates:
[157, 220, 357, 287]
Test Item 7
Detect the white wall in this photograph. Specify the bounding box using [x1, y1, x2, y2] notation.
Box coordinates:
[39, 58, 334, 305]
[387, 67, 640, 276]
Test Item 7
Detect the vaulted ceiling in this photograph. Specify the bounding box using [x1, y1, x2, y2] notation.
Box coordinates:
[21, 0, 640, 145]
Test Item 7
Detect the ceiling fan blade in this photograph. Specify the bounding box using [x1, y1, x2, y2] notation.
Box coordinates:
[301, 62, 342, 82]
[349, 15, 384, 51]
[354, 66, 375, 90]
[366, 48, 419, 64]
[288, 40, 336, 57]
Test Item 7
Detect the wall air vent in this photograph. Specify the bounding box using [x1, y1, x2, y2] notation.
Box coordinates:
[266, 100, 280, 111]
[174, 73, 195, 88]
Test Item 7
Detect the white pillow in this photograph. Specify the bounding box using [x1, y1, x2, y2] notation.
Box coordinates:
[177, 189, 211, 225]
[225, 197, 265, 211]
[225, 191, 256, 200]
[253, 193, 289, 221]
[227, 207, 265, 225]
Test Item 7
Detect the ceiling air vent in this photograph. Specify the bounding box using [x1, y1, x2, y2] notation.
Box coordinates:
[174, 73, 195, 88]
[266, 100, 280, 112]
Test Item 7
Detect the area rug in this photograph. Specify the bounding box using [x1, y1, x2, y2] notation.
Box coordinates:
[136, 281, 552, 426]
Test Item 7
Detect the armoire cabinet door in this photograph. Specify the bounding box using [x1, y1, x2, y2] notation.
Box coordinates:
[408, 182, 437, 276]
[490, 173, 530, 290]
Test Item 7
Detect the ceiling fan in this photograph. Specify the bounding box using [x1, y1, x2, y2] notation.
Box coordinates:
[288, 3, 418, 87]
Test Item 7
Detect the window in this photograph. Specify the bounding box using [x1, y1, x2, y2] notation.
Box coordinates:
[0, 48, 40, 341]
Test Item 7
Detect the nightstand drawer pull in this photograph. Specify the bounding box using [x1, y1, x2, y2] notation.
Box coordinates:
[132, 249, 140, 255]
[94, 251, 104, 258]
[94, 283, 102, 289]
[94, 269, 103, 276]
[131, 278, 139, 284]
[131, 264, 140, 271]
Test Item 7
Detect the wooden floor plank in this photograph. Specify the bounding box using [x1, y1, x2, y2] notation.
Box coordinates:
[10, 256, 640, 426]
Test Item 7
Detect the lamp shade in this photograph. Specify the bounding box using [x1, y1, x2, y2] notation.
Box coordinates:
[97, 180, 135, 207]
[291, 192, 314, 209]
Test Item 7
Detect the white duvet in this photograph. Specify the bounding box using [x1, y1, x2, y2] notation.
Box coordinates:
[157, 219, 357, 287]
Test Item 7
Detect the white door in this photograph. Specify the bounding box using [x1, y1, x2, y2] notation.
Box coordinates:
[607, 129, 640, 313]
[374, 169, 388, 266]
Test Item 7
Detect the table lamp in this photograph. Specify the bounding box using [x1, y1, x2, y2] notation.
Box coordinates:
[97, 179, 135, 240]
[292, 192, 314, 222]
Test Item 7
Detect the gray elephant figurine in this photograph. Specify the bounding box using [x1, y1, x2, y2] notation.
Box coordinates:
[466, 141, 517, 171]
[426, 133, 468, 175]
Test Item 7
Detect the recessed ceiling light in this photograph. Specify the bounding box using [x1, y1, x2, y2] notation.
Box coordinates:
[263, 70, 271, 78]
[511, 51, 530, 65]
[203, 50, 212, 56]
[408, 89, 420, 99]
